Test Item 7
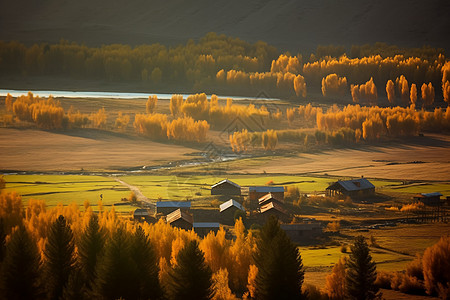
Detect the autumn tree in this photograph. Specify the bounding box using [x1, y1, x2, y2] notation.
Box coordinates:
[422, 236, 450, 298]
[421, 82, 435, 107]
[395, 75, 409, 104]
[90, 107, 107, 129]
[386, 80, 395, 104]
[322, 74, 348, 97]
[146, 95, 158, 114]
[114, 112, 130, 131]
[345, 236, 379, 300]
[77, 214, 105, 291]
[253, 216, 304, 299]
[410, 83, 418, 105]
[44, 215, 77, 300]
[167, 240, 214, 300]
[325, 257, 347, 300]
[0, 225, 43, 300]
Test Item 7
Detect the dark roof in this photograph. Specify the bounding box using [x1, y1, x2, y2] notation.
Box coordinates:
[211, 179, 241, 189]
[219, 199, 245, 212]
[156, 201, 191, 208]
[133, 208, 149, 216]
[418, 192, 443, 198]
[193, 222, 220, 228]
[166, 209, 193, 225]
[260, 201, 289, 216]
[326, 178, 375, 192]
[249, 186, 284, 193]
[258, 193, 283, 205]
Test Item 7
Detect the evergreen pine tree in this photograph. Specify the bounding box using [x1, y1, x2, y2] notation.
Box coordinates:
[0, 218, 6, 263]
[253, 216, 304, 300]
[93, 226, 139, 300]
[345, 235, 379, 300]
[44, 215, 76, 300]
[78, 214, 105, 289]
[167, 240, 214, 300]
[0, 225, 43, 300]
[131, 226, 163, 299]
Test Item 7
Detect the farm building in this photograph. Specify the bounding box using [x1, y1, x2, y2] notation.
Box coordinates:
[414, 192, 443, 206]
[280, 223, 323, 243]
[133, 208, 156, 223]
[166, 209, 193, 231]
[326, 178, 375, 198]
[249, 186, 284, 202]
[211, 179, 241, 196]
[219, 199, 245, 225]
[258, 192, 284, 206]
[193, 222, 220, 237]
[259, 201, 290, 223]
[156, 201, 191, 215]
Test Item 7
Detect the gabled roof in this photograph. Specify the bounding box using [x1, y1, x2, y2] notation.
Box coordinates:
[166, 209, 193, 224]
[211, 179, 241, 189]
[249, 186, 284, 193]
[326, 178, 375, 192]
[419, 192, 443, 198]
[219, 199, 245, 212]
[260, 201, 289, 216]
[156, 201, 191, 208]
[258, 193, 283, 205]
[193, 222, 220, 228]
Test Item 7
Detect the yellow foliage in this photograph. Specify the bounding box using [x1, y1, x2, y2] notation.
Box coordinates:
[421, 82, 435, 107]
[270, 54, 301, 74]
[322, 74, 348, 97]
[422, 236, 450, 297]
[114, 112, 130, 131]
[386, 80, 396, 104]
[0, 191, 23, 233]
[350, 77, 378, 104]
[146, 95, 158, 114]
[5, 93, 13, 112]
[246, 265, 258, 298]
[410, 84, 418, 105]
[212, 269, 239, 300]
[400, 202, 425, 212]
[261, 129, 278, 151]
[325, 257, 347, 300]
[89, 107, 107, 129]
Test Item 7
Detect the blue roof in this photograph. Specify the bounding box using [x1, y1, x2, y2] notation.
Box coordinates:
[249, 186, 284, 193]
[156, 201, 191, 208]
[421, 192, 443, 197]
[193, 222, 220, 228]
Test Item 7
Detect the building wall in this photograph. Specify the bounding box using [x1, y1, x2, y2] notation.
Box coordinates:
[194, 227, 219, 238]
[170, 219, 192, 231]
[211, 184, 241, 195]
[220, 207, 239, 225]
[157, 207, 190, 215]
[250, 191, 284, 201]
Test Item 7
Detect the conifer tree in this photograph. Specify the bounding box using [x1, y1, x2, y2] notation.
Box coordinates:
[0, 218, 6, 263]
[0, 225, 42, 300]
[78, 214, 105, 289]
[253, 216, 304, 300]
[93, 226, 139, 300]
[131, 226, 163, 299]
[44, 215, 76, 300]
[345, 236, 379, 300]
[167, 240, 214, 300]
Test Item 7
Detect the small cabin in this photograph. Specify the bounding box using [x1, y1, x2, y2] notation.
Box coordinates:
[259, 201, 290, 223]
[258, 192, 283, 206]
[193, 222, 220, 237]
[219, 199, 245, 225]
[249, 186, 284, 202]
[280, 223, 323, 243]
[326, 178, 375, 198]
[156, 201, 191, 215]
[211, 179, 241, 196]
[166, 209, 193, 231]
[414, 192, 443, 206]
[133, 208, 155, 222]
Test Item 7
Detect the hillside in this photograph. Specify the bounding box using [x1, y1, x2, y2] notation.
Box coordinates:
[1, 0, 449, 53]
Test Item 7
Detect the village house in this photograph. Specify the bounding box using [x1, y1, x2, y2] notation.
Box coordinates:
[133, 208, 156, 223]
[258, 192, 284, 206]
[259, 201, 290, 223]
[211, 179, 241, 196]
[219, 199, 245, 225]
[193, 222, 220, 237]
[166, 209, 193, 230]
[413, 192, 443, 206]
[249, 186, 284, 202]
[156, 201, 191, 215]
[326, 178, 375, 198]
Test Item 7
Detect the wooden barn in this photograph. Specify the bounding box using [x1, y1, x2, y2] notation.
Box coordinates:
[133, 208, 156, 223]
[219, 199, 245, 225]
[166, 209, 193, 231]
[280, 223, 323, 243]
[156, 201, 191, 215]
[414, 192, 443, 206]
[259, 201, 290, 223]
[211, 179, 241, 196]
[326, 178, 375, 198]
[249, 186, 284, 202]
[193, 222, 220, 237]
[258, 192, 283, 206]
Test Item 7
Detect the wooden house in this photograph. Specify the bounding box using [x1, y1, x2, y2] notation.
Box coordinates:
[258, 192, 284, 206]
[166, 209, 193, 231]
[414, 192, 443, 206]
[219, 199, 245, 225]
[326, 178, 375, 198]
[249, 186, 284, 202]
[211, 179, 241, 196]
[193, 222, 220, 237]
[259, 201, 290, 223]
[156, 201, 191, 215]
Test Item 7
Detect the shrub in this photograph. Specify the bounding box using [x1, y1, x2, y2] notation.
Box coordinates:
[374, 271, 392, 289]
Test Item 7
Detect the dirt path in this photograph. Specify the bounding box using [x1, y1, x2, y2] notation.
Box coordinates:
[114, 178, 156, 212]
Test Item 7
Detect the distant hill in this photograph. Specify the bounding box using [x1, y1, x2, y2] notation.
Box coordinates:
[1, 0, 449, 53]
